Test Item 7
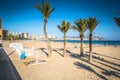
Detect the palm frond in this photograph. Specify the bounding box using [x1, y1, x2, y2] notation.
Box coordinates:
[66, 22, 71, 32]
[71, 26, 80, 32]
[44, 2, 50, 17]
[57, 21, 71, 33]
[114, 17, 120, 27]
[41, 0, 45, 9]
[73, 18, 87, 35]
[57, 25, 63, 33]
[35, 0, 55, 19]
[87, 17, 100, 33]
[62, 21, 66, 27]
[49, 7, 55, 15]
[35, 3, 44, 15]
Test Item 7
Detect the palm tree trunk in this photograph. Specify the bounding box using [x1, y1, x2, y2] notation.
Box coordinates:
[80, 34, 84, 57]
[89, 33, 92, 62]
[63, 33, 66, 57]
[44, 19, 52, 57]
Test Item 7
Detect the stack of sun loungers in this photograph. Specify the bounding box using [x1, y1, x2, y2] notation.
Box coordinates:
[9, 43, 35, 56]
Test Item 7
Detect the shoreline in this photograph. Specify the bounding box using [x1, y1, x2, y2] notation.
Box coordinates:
[3, 39, 120, 48]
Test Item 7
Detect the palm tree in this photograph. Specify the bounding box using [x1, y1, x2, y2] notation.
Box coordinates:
[57, 21, 71, 57]
[114, 17, 120, 27]
[87, 17, 100, 62]
[72, 19, 87, 57]
[35, 0, 55, 57]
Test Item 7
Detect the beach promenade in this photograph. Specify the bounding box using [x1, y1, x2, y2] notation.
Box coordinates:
[0, 44, 22, 80]
[1, 40, 120, 80]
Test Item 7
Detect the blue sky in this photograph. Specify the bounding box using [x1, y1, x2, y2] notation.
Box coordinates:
[0, 0, 120, 40]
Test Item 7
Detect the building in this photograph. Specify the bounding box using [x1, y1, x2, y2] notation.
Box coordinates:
[18, 32, 24, 39]
[24, 33, 29, 38]
[0, 19, 9, 39]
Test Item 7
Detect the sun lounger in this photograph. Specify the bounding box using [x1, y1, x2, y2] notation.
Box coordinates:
[9, 43, 35, 57]
[9, 43, 23, 55]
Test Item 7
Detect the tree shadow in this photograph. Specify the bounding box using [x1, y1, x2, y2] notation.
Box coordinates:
[58, 48, 80, 57]
[66, 50, 120, 78]
[81, 57, 120, 78]
[74, 62, 108, 80]
[84, 53, 120, 67]
[66, 49, 81, 59]
[52, 49, 63, 57]
[102, 70, 120, 77]
[39, 48, 48, 57]
[8, 49, 16, 56]
[93, 60, 120, 72]
[0, 47, 22, 80]
[92, 52, 120, 61]
[58, 48, 64, 51]
[67, 50, 120, 69]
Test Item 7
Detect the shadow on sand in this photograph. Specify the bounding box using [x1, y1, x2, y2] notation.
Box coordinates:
[38, 48, 48, 57]
[38, 48, 64, 57]
[84, 53, 120, 67]
[52, 49, 63, 57]
[74, 62, 108, 80]
[36, 47, 120, 79]
[8, 49, 16, 56]
[92, 52, 120, 61]
[64, 49, 120, 79]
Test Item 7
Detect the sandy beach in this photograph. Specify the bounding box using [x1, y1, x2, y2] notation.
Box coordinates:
[2, 40, 120, 80]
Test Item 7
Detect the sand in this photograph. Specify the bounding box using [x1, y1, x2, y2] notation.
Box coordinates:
[2, 40, 120, 80]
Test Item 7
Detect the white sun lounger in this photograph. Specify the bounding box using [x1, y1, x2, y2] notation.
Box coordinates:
[9, 43, 35, 56]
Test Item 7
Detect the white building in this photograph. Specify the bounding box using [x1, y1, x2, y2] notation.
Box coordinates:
[24, 33, 29, 38]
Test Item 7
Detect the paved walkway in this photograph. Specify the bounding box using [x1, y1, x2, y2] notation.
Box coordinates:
[0, 44, 22, 80]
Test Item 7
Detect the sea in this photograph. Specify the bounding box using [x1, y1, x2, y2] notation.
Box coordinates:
[50, 40, 120, 46]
